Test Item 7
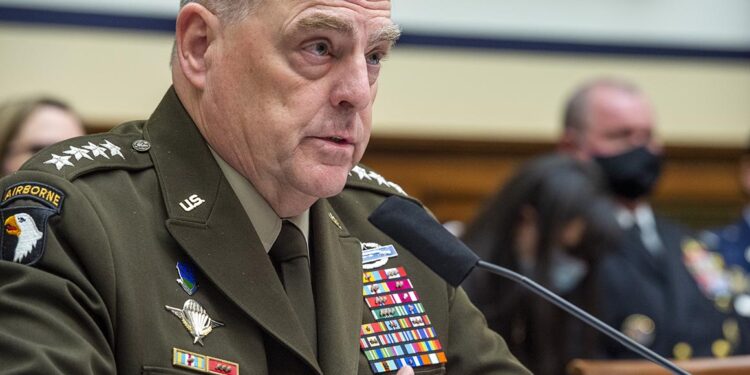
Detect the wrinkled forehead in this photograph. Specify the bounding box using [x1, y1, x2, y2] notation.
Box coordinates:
[270, 0, 393, 22]
[267, 0, 398, 42]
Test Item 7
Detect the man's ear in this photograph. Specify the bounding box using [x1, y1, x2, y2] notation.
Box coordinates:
[174, 3, 220, 90]
[558, 129, 588, 161]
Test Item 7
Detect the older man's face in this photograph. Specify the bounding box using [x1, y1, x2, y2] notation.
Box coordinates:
[578, 87, 661, 159]
[199, 0, 396, 213]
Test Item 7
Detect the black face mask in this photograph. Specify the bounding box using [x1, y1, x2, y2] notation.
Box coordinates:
[594, 146, 663, 200]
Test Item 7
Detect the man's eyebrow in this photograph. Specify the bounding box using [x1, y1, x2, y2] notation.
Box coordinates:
[370, 23, 401, 47]
[295, 13, 354, 35]
[292, 13, 401, 47]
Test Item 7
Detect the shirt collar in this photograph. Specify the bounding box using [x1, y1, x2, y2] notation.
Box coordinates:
[615, 202, 655, 230]
[210, 148, 309, 253]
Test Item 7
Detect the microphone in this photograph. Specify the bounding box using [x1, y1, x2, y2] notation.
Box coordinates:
[368, 196, 689, 375]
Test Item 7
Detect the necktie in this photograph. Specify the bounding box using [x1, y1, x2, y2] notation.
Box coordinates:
[635, 220, 664, 255]
[269, 221, 317, 354]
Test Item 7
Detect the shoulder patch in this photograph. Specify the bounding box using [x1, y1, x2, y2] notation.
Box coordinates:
[0, 182, 64, 265]
[347, 165, 407, 196]
[23, 126, 153, 181]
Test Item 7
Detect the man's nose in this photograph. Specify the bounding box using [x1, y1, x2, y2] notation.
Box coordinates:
[330, 56, 372, 112]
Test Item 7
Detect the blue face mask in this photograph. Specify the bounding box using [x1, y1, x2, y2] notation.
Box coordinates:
[549, 248, 589, 294]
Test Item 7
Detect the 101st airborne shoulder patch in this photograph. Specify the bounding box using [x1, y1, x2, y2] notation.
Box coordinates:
[0, 182, 65, 265]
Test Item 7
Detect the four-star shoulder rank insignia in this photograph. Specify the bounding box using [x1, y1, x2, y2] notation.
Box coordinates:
[349, 166, 407, 195]
[0, 182, 64, 265]
[44, 139, 125, 171]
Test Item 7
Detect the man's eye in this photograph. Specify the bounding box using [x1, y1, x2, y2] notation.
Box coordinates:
[308, 42, 330, 56]
[366, 52, 383, 65]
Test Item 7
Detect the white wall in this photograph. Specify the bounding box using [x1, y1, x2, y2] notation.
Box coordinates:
[1, 0, 748, 48]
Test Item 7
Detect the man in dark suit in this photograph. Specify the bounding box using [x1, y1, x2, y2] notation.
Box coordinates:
[559, 78, 748, 360]
[0, 1, 530, 374]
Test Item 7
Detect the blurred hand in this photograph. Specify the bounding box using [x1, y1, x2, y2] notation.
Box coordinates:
[396, 365, 414, 375]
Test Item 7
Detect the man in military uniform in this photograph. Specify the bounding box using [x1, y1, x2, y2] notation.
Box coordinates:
[0, 1, 530, 374]
[558, 78, 750, 360]
[703, 139, 750, 274]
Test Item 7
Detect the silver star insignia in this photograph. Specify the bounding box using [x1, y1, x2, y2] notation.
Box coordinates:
[350, 165, 370, 180]
[165, 299, 224, 346]
[83, 142, 109, 159]
[44, 153, 74, 170]
[63, 145, 93, 161]
[100, 140, 124, 159]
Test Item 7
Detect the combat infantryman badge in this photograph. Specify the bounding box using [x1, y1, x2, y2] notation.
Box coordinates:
[0, 182, 65, 265]
[166, 299, 224, 345]
[362, 242, 399, 270]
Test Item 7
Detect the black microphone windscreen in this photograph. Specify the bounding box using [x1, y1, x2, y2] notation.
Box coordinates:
[368, 196, 480, 287]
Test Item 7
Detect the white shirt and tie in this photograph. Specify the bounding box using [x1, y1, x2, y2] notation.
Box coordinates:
[615, 203, 665, 255]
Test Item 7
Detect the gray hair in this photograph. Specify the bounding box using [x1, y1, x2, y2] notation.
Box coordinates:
[563, 77, 641, 132]
[179, 0, 258, 23]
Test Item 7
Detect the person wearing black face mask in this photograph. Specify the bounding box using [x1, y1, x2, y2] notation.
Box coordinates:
[558, 77, 750, 361]
[462, 155, 619, 375]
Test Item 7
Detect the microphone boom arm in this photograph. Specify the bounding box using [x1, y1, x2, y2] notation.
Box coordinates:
[477, 260, 690, 375]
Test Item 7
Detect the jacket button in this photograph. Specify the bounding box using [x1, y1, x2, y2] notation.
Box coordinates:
[132, 140, 151, 152]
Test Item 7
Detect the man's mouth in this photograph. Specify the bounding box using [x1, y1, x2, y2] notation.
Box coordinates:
[326, 136, 348, 145]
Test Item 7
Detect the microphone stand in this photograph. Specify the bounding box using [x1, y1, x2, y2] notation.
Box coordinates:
[477, 260, 690, 375]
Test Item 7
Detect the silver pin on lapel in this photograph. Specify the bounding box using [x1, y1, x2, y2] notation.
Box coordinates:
[165, 299, 224, 345]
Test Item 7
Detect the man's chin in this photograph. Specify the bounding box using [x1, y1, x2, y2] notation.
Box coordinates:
[301, 164, 351, 198]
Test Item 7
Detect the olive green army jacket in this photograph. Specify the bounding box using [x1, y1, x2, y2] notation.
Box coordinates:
[0, 88, 529, 375]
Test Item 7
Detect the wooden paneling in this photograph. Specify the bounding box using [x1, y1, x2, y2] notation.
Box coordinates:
[362, 137, 746, 229]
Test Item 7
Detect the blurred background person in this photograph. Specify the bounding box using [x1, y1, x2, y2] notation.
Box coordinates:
[559, 77, 750, 360]
[703, 138, 750, 274]
[462, 154, 619, 375]
[0, 97, 86, 176]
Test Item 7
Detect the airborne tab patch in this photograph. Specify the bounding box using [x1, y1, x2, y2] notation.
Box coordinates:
[2, 182, 65, 209]
[0, 182, 64, 265]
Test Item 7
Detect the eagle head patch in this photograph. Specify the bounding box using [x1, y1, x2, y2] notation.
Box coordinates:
[0, 182, 64, 265]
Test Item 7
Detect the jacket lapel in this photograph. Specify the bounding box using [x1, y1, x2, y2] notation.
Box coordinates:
[311, 199, 364, 374]
[144, 88, 321, 373]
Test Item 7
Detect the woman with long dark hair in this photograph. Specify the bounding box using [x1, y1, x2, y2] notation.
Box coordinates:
[462, 154, 619, 375]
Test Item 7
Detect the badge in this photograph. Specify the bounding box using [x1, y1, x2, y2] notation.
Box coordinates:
[328, 212, 343, 230]
[0, 182, 65, 265]
[166, 299, 224, 345]
[682, 239, 732, 300]
[173, 348, 239, 375]
[180, 194, 206, 212]
[621, 314, 655, 347]
[673, 342, 692, 360]
[723, 318, 740, 344]
[176, 262, 199, 295]
[712, 339, 731, 358]
[733, 294, 750, 317]
[362, 243, 398, 270]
